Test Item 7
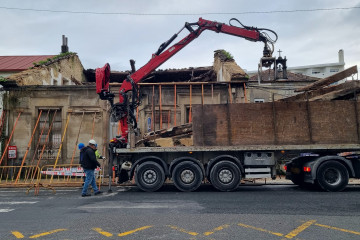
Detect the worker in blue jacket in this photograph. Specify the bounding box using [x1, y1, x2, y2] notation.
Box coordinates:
[78, 143, 86, 184]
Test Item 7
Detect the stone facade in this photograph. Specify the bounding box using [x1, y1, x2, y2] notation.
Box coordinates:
[2, 85, 108, 167]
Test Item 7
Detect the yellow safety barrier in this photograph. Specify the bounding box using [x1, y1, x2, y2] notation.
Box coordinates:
[28, 164, 103, 195]
[0, 165, 40, 187]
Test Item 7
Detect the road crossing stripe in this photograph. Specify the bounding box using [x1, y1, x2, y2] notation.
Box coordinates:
[0, 209, 14, 212]
[284, 220, 316, 239]
[204, 224, 231, 236]
[93, 228, 113, 237]
[118, 226, 152, 237]
[167, 225, 198, 236]
[11, 231, 24, 238]
[315, 223, 360, 235]
[237, 223, 284, 237]
[29, 229, 67, 239]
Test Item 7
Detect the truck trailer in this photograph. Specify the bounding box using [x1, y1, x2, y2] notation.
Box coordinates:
[108, 101, 360, 192]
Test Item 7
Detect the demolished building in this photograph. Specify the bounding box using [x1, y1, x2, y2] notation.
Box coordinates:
[1, 50, 355, 167]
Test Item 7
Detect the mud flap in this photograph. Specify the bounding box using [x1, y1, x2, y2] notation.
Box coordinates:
[118, 169, 130, 183]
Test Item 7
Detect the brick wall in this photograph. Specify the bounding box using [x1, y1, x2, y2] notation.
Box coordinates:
[193, 101, 360, 146]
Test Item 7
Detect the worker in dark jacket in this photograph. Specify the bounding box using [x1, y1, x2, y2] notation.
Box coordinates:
[81, 139, 103, 197]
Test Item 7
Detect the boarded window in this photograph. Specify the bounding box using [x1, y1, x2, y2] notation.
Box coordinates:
[37, 109, 62, 160]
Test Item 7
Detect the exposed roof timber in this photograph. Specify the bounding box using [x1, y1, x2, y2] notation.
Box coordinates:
[309, 81, 360, 101]
[83, 67, 213, 83]
[295, 65, 358, 92]
[281, 81, 360, 102]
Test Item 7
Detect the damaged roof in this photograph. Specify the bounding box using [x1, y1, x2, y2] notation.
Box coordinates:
[84, 66, 215, 83]
[0, 55, 56, 72]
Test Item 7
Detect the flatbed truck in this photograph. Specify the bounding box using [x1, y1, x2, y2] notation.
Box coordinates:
[108, 102, 360, 192]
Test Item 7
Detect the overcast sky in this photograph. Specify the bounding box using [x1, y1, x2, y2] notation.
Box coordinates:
[1, 0, 359, 73]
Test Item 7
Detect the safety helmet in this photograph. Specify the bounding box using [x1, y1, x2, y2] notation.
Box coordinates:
[89, 139, 97, 146]
[78, 143, 85, 150]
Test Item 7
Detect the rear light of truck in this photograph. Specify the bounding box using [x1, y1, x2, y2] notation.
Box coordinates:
[284, 165, 287, 171]
[303, 166, 311, 172]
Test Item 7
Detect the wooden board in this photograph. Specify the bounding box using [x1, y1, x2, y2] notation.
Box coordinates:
[193, 101, 360, 146]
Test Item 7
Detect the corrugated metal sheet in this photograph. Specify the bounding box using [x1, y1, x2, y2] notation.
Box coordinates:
[0, 55, 56, 72]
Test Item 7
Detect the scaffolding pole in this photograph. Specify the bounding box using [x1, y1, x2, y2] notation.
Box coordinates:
[15, 110, 42, 183]
[0, 112, 22, 166]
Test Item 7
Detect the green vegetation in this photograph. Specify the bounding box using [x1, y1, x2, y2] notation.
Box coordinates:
[32, 52, 77, 67]
[0, 76, 7, 82]
[220, 50, 234, 61]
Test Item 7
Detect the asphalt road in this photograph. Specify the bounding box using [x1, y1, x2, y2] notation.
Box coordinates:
[0, 183, 360, 240]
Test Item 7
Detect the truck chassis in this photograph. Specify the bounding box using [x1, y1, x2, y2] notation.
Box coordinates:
[109, 144, 360, 192]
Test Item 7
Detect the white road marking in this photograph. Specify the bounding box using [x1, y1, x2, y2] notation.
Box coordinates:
[80, 200, 204, 210]
[0, 201, 38, 205]
[0, 201, 38, 213]
[0, 209, 15, 212]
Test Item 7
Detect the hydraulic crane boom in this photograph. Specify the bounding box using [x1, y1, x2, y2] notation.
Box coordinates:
[96, 17, 278, 143]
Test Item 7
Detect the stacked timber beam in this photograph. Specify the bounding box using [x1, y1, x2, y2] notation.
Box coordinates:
[136, 123, 193, 147]
[281, 65, 358, 101]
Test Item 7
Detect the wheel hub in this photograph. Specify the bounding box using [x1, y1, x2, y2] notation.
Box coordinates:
[143, 169, 157, 184]
[180, 169, 194, 183]
[219, 169, 233, 183]
[324, 168, 341, 185]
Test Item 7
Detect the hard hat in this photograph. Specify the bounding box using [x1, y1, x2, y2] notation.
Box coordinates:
[89, 139, 97, 145]
[78, 143, 85, 150]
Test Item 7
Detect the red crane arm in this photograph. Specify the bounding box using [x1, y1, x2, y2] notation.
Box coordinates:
[96, 17, 275, 142]
[119, 18, 263, 93]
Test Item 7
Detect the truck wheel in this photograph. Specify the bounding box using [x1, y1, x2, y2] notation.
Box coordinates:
[135, 161, 165, 192]
[172, 161, 203, 192]
[210, 161, 241, 191]
[316, 161, 349, 192]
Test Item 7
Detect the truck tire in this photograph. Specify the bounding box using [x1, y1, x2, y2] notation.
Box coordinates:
[135, 161, 165, 192]
[209, 161, 241, 191]
[172, 161, 203, 192]
[316, 161, 349, 192]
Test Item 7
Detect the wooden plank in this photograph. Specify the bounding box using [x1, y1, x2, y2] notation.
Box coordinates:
[281, 81, 360, 102]
[295, 65, 357, 92]
[309, 81, 360, 101]
[193, 101, 360, 146]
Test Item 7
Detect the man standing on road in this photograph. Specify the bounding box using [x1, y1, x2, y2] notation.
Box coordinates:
[81, 139, 103, 197]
